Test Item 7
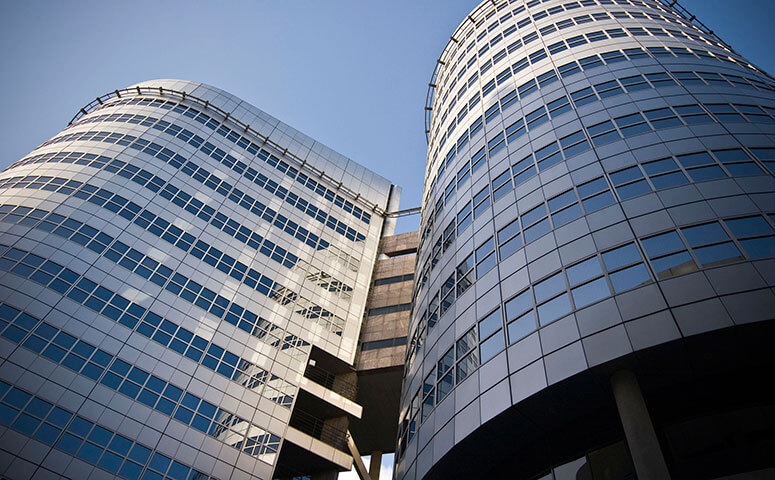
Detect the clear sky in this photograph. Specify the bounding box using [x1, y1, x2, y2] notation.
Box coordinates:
[1, 1, 774, 234]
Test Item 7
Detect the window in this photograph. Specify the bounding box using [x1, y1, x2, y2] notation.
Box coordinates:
[614, 112, 651, 137]
[492, 170, 513, 205]
[681, 222, 743, 267]
[456, 254, 474, 296]
[641, 231, 697, 279]
[674, 71, 704, 86]
[676, 151, 727, 181]
[706, 104, 746, 123]
[537, 291, 572, 326]
[442, 220, 456, 252]
[547, 96, 572, 118]
[624, 47, 648, 59]
[578, 177, 615, 212]
[422, 371, 435, 421]
[485, 103, 501, 124]
[478, 309, 504, 363]
[560, 130, 590, 159]
[595, 80, 623, 99]
[505, 117, 526, 143]
[674, 104, 713, 125]
[725, 216, 775, 259]
[537, 70, 558, 88]
[473, 186, 491, 219]
[526, 106, 549, 129]
[602, 243, 651, 293]
[642, 157, 689, 190]
[457, 202, 473, 235]
[750, 147, 775, 173]
[471, 146, 486, 174]
[476, 237, 496, 278]
[534, 272, 565, 303]
[570, 86, 597, 107]
[548, 190, 582, 227]
[712, 149, 762, 177]
[501, 89, 519, 112]
[644, 107, 682, 129]
[456, 328, 479, 383]
[488, 132, 506, 155]
[620, 75, 650, 92]
[522, 203, 550, 243]
[498, 218, 523, 260]
[587, 120, 620, 146]
[558, 60, 581, 78]
[518, 79, 537, 97]
[610, 165, 651, 200]
[505, 289, 536, 344]
[512, 153, 537, 187]
[535, 141, 563, 171]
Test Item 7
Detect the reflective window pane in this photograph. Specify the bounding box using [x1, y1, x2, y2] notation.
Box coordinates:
[537, 293, 572, 325]
[616, 179, 651, 200]
[693, 242, 743, 266]
[499, 234, 523, 260]
[740, 236, 775, 259]
[508, 311, 537, 344]
[609, 264, 650, 293]
[456, 328, 477, 357]
[480, 331, 504, 363]
[726, 216, 773, 238]
[552, 204, 582, 227]
[567, 257, 603, 286]
[534, 272, 566, 303]
[456, 350, 479, 383]
[582, 191, 615, 212]
[505, 289, 533, 321]
[476, 253, 497, 278]
[642, 158, 678, 175]
[572, 277, 610, 308]
[687, 165, 726, 181]
[682, 222, 728, 247]
[436, 371, 454, 402]
[651, 251, 696, 279]
[479, 309, 503, 340]
[602, 243, 641, 271]
[650, 171, 689, 189]
[642, 231, 685, 258]
[524, 218, 551, 243]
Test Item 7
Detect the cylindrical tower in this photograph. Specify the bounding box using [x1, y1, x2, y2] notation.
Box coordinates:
[0, 80, 396, 479]
[400, 1, 775, 479]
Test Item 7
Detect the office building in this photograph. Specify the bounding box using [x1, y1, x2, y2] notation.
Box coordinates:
[0, 79, 402, 480]
[398, 0, 775, 479]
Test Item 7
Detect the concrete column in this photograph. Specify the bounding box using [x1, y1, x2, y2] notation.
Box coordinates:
[369, 451, 382, 480]
[611, 370, 671, 480]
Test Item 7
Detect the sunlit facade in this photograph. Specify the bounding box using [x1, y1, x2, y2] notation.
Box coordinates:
[399, 0, 775, 478]
[0, 79, 399, 479]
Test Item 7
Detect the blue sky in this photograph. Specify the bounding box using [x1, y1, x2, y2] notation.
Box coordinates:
[1, 1, 773, 234]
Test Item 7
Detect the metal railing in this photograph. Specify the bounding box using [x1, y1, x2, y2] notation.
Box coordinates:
[289, 409, 348, 452]
[303, 363, 358, 401]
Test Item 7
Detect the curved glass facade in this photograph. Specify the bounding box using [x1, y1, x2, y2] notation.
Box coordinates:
[0, 80, 397, 479]
[399, 0, 775, 478]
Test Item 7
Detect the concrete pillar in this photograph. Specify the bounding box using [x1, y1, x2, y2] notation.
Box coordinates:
[611, 370, 671, 480]
[369, 451, 382, 480]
